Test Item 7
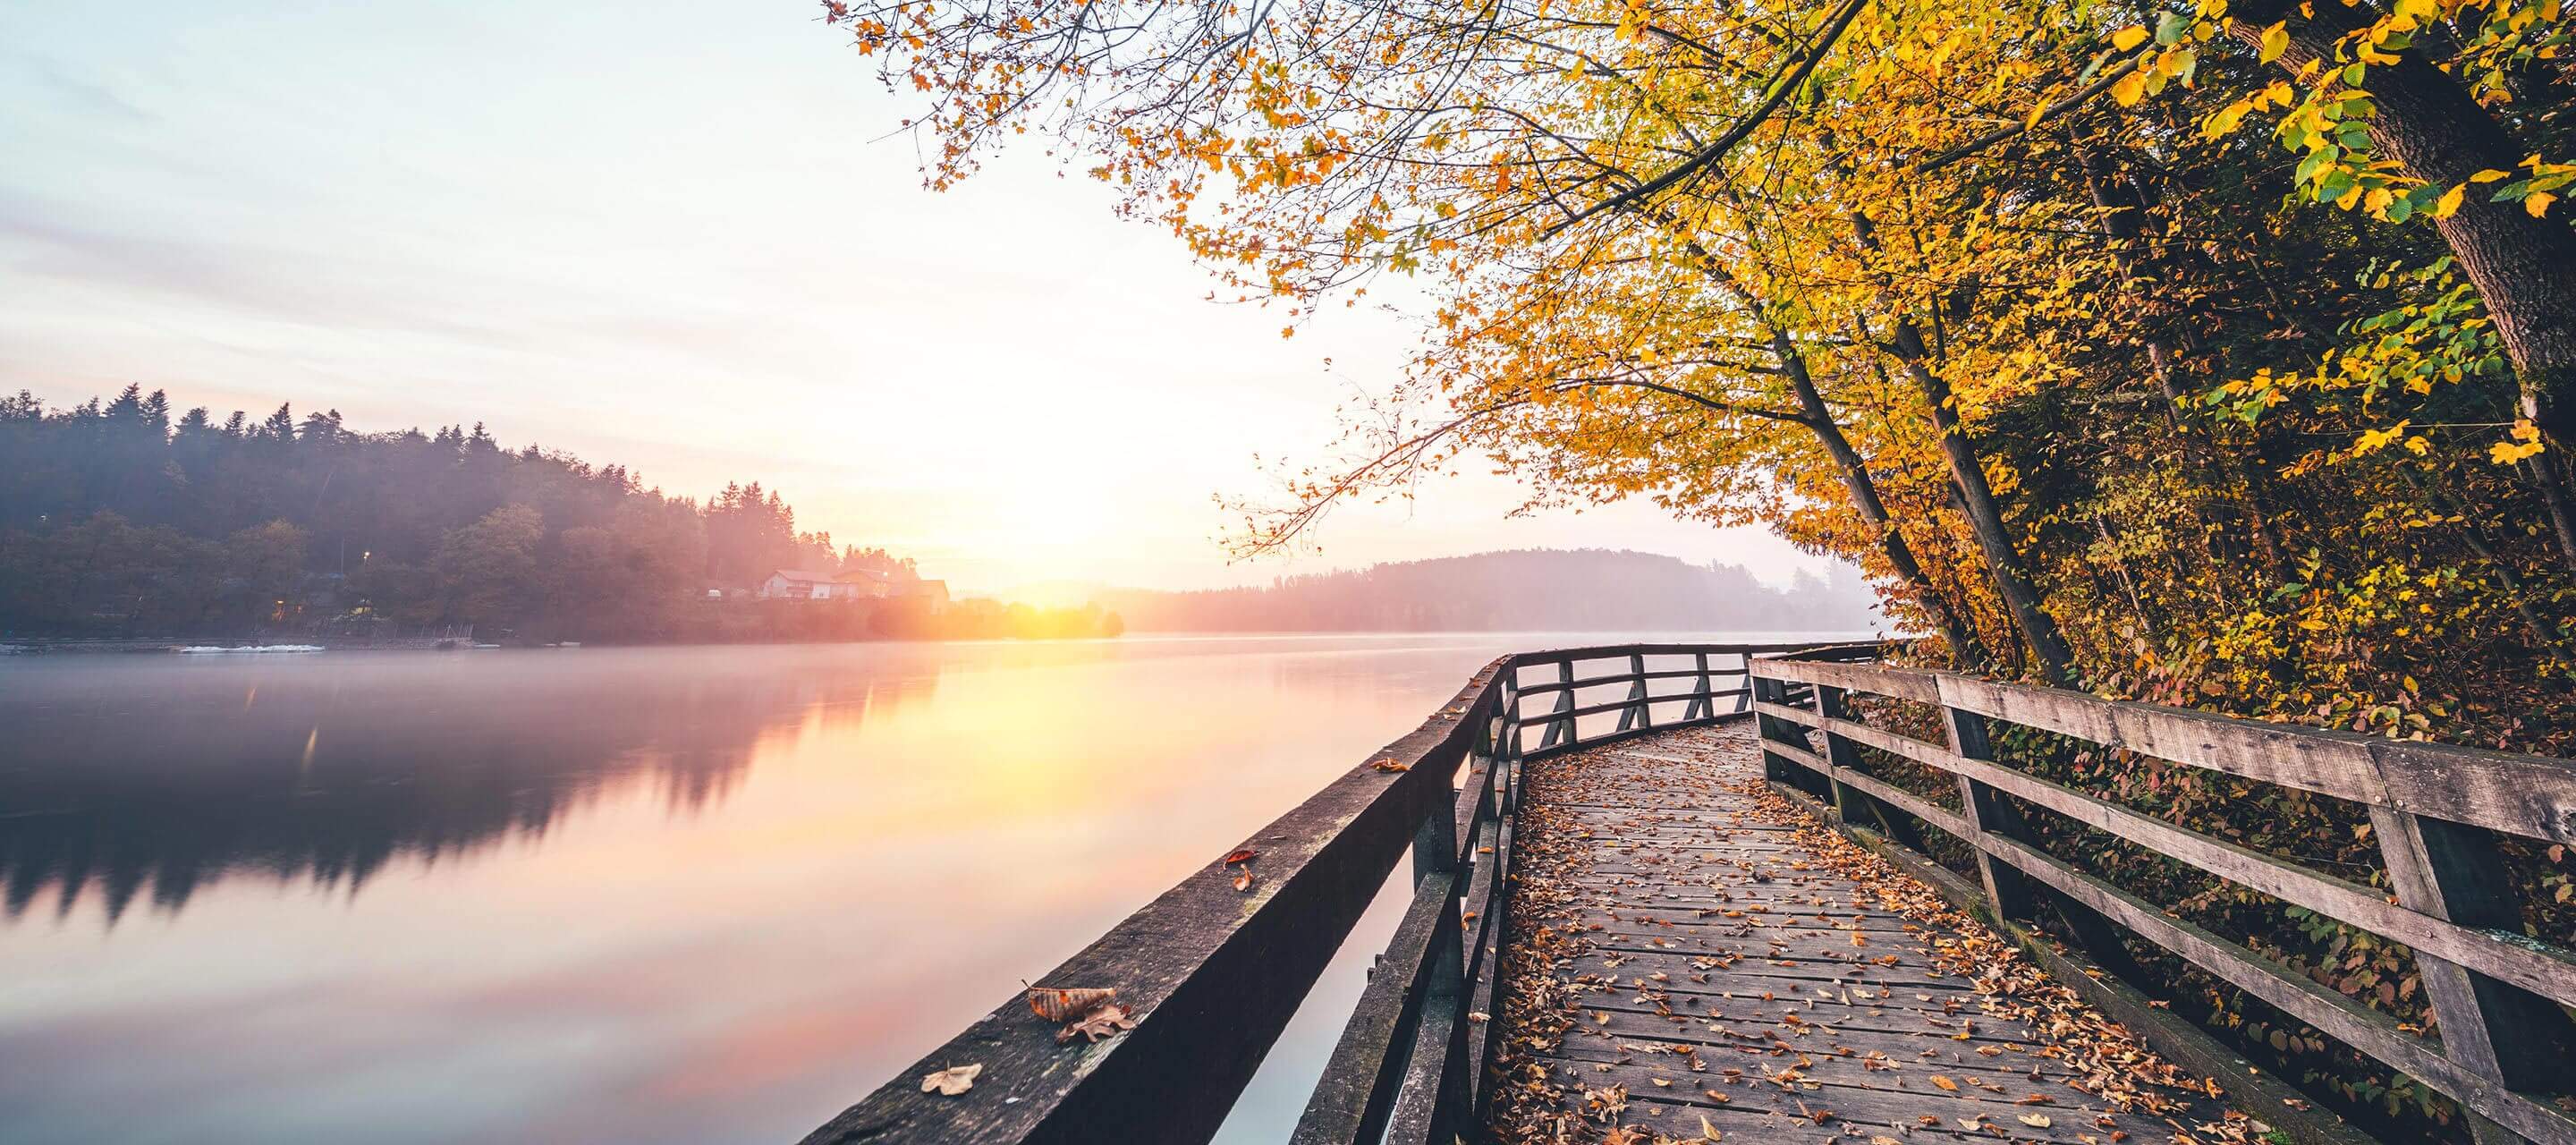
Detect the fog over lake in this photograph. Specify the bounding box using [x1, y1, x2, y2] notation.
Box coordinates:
[0, 633, 1852, 1144]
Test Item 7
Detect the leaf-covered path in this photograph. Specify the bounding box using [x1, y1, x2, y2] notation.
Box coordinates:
[1487, 723, 2265, 1145]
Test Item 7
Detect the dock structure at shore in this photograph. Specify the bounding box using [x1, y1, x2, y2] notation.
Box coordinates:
[805, 643, 2576, 1145]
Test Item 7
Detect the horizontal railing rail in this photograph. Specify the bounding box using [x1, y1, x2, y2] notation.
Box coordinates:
[1748, 653, 2576, 1145]
[801, 640, 1859, 1145]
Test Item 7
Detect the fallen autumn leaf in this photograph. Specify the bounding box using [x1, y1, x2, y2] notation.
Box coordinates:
[919, 1063, 981, 1096]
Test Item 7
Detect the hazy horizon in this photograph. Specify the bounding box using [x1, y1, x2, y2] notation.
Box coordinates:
[0, 1, 1840, 596]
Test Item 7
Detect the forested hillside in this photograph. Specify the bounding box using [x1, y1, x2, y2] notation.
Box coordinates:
[0, 388, 930, 640]
[1100, 549, 1878, 632]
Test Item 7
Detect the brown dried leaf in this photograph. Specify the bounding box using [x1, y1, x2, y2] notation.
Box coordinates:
[919, 1063, 981, 1096]
[1056, 1003, 1139, 1044]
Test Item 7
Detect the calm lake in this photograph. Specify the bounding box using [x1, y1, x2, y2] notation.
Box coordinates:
[0, 634, 1848, 1144]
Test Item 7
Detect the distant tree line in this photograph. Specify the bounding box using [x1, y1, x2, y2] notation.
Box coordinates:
[0, 388, 1117, 643]
[1097, 549, 1879, 633]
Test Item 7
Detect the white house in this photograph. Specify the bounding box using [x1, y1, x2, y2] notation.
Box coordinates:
[758, 569, 895, 601]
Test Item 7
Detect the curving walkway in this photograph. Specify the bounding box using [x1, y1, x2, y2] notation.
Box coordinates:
[1487, 722, 2263, 1145]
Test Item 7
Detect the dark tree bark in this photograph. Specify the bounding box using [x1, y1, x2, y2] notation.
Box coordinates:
[2232, 1, 2576, 449]
[1885, 316, 2080, 687]
[1644, 199, 1991, 662]
[1843, 208, 2079, 686]
[1768, 324, 1987, 665]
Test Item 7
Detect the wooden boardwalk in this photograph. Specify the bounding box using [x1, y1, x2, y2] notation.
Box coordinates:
[1487, 722, 2255, 1145]
[812, 644, 2574, 1145]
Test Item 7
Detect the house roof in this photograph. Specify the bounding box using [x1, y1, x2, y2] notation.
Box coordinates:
[767, 569, 843, 584]
[837, 567, 893, 583]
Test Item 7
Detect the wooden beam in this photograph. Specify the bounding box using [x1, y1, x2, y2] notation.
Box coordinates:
[1765, 705, 2576, 1012]
[1974, 834, 2576, 1145]
[2374, 808, 2576, 1145]
[1943, 706, 2036, 920]
[1749, 656, 1943, 703]
[801, 664, 1504, 1145]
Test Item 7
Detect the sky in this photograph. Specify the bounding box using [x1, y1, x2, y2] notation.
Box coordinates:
[0, 0, 1838, 595]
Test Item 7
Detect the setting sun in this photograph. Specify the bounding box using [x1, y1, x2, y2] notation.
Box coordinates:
[7, 1, 2574, 1143]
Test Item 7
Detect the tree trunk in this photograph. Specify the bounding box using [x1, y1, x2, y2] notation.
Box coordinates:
[2524, 449, 2576, 576]
[2232, 2, 2576, 449]
[1843, 208, 2079, 685]
[1643, 198, 1994, 661]
[1770, 326, 1987, 664]
[1886, 317, 2080, 687]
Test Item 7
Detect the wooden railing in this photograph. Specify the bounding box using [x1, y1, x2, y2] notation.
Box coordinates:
[799, 640, 1851, 1145]
[1749, 653, 2576, 1145]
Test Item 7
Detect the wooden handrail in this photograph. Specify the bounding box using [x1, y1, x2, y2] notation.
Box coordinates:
[801, 640, 1842, 1145]
[1748, 653, 2576, 1145]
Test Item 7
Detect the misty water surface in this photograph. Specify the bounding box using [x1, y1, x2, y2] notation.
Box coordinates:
[0, 634, 1843, 1144]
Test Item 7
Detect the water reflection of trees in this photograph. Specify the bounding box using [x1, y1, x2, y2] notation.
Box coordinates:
[0, 652, 937, 924]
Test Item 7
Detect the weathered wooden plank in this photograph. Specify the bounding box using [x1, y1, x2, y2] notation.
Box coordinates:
[1529, 1061, 2140, 1143]
[1932, 674, 2390, 806]
[1548, 1039, 2072, 1083]
[1767, 777, 2378, 1145]
[1571, 977, 1990, 1019]
[2373, 807, 2576, 1145]
[1465, 811, 1516, 1128]
[1575, 921, 1950, 960]
[1945, 707, 2038, 920]
[1379, 888, 1470, 1145]
[1518, 640, 1858, 664]
[1536, 659, 1575, 751]
[1777, 707, 2576, 1013]
[1752, 657, 1945, 704]
[1754, 699, 1820, 730]
[1527, 1086, 2091, 1145]
[1758, 657, 2576, 845]
[1530, 693, 1748, 726]
[1569, 1005, 2095, 1065]
[1758, 727, 1828, 776]
[1504, 717, 2246, 1145]
[2372, 739, 2576, 847]
[1972, 834, 2576, 1145]
[1297, 873, 1462, 1145]
[1519, 668, 1719, 697]
[1830, 767, 1971, 841]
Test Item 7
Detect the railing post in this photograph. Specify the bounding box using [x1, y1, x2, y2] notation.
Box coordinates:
[1944, 702, 2146, 981]
[1414, 773, 1459, 886]
[1615, 651, 1649, 733]
[1409, 889, 1471, 1142]
[1818, 684, 1925, 849]
[1942, 704, 2037, 920]
[1809, 683, 1858, 823]
[1732, 651, 1752, 714]
[1537, 658, 1573, 751]
[1751, 668, 1805, 787]
[1685, 651, 1713, 722]
[2371, 807, 2576, 1145]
